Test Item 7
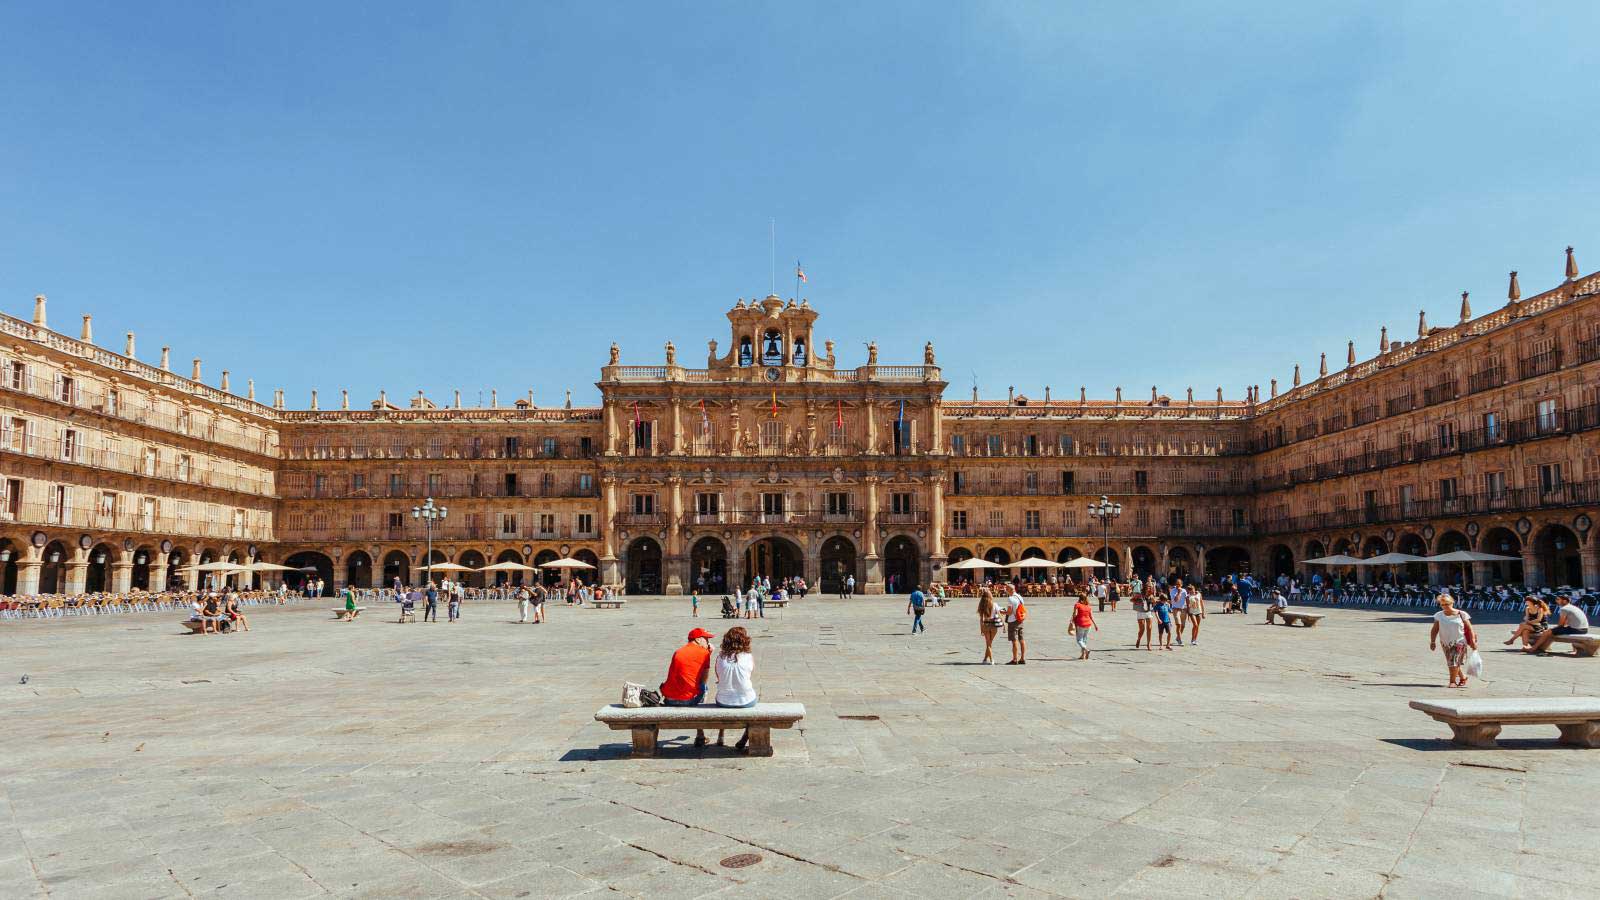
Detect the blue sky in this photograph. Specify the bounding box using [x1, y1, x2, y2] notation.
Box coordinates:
[2, 2, 1596, 407]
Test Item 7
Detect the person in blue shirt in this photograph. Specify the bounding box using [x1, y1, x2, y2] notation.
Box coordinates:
[907, 587, 927, 634]
[1152, 595, 1174, 650]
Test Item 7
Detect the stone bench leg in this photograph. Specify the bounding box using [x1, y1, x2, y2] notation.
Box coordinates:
[1301, 618, 1318, 628]
[1573, 644, 1598, 658]
[630, 726, 658, 758]
[1448, 722, 1501, 748]
[745, 725, 773, 757]
[1557, 721, 1600, 748]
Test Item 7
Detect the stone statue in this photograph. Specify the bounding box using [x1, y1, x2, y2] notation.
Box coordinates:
[924, 342, 935, 365]
[608, 343, 619, 366]
[664, 341, 676, 365]
[867, 341, 878, 365]
[707, 339, 717, 364]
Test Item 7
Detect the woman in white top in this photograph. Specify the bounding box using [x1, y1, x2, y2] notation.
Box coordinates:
[714, 626, 758, 752]
[1428, 593, 1477, 688]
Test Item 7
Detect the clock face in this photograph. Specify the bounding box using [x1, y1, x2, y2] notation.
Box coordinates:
[764, 367, 781, 382]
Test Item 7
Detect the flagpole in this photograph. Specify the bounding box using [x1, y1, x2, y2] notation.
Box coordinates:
[770, 219, 776, 296]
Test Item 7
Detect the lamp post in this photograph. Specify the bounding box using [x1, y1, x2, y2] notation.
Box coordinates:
[1087, 495, 1122, 586]
[412, 497, 448, 586]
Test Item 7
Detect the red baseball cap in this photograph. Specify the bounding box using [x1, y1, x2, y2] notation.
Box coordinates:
[688, 628, 716, 641]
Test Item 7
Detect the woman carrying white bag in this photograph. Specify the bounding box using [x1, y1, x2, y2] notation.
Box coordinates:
[1428, 592, 1479, 688]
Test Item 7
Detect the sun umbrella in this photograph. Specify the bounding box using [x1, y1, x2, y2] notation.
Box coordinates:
[477, 561, 538, 572]
[1304, 554, 1364, 566]
[245, 561, 297, 572]
[1011, 557, 1065, 568]
[419, 561, 474, 572]
[540, 557, 595, 569]
[1357, 552, 1428, 566]
[195, 561, 248, 572]
[1060, 558, 1108, 568]
[1422, 550, 1520, 588]
[945, 557, 1002, 571]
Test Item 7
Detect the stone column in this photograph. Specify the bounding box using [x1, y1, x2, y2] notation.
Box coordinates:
[1521, 544, 1541, 590]
[600, 475, 619, 586]
[15, 546, 41, 595]
[729, 541, 746, 593]
[665, 476, 684, 595]
[1195, 545, 1208, 585]
[670, 399, 684, 455]
[864, 476, 883, 592]
[151, 559, 169, 592]
[804, 533, 821, 590]
[1582, 540, 1600, 591]
[1122, 543, 1133, 582]
[604, 403, 618, 455]
[111, 549, 135, 593]
[64, 548, 89, 595]
[865, 402, 878, 455]
[930, 475, 946, 558]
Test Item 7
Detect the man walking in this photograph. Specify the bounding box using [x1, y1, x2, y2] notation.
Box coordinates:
[845, 574, 855, 599]
[1003, 587, 1027, 664]
[907, 586, 927, 634]
[423, 582, 438, 622]
[448, 581, 462, 622]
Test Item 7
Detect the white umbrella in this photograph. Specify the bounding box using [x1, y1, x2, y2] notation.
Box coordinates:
[245, 561, 297, 572]
[419, 561, 474, 572]
[477, 560, 538, 572]
[1423, 550, 1520, 587]
[540, 557, 595, 570]
[1357, 552, 1428, 566]
[1011, 557, 1065, 569]
[1305, 554, 1364, 566]
[1060, 558, 1108, 569]
[945, 557, 1002, 571]
[195, 561, 248, 572]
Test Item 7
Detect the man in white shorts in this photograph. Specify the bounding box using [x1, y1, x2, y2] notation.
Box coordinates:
[1169, 582, 1188, 646]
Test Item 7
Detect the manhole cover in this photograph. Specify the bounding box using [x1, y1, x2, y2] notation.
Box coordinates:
[838, 715, 879, 721]
[720, 853, 763, 869]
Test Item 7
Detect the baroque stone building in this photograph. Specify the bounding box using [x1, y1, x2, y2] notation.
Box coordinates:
[3, 252, 1598, 595]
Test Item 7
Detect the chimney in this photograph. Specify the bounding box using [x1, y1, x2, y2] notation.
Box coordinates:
[1319, 352, 1328, 377]
[1150, 385, 1157, 402]
[341, 390, 349, 410]
[247, 379, 256, 401]
[191, 358, 202, 381]
[80, 314, 93, 344]
[1507, 270, 1521, 305]
[454, 389, 461, 409]
[1186, 386, 1193, 403]
[565, 389, 573, 409]
[527, 389, 534, 407]
[310, 390, 319, 410]
[160, 347, 170, 370]
[1215, 387, 1223, 402]
[1079, 386, 1086, 403]
[1270, 379, 1278, 398]
[1007, 385, 1014, 403]
[273, 389, 284, 409]
[1115, 386, 1122, 403]
[32, 294, 46, 327]
[1459, 291, 1471, 323]
[1566, 246, 1579, 282]
[971, 385, 978, 401]
[1417, 309, 1428, 337]
[1379, 326, 1389, 353]
[125, 332, 136, 358]
[1044, 385, 1051, 403]
[378, 389, 387, 407]
[220, 370, 230, 392]
[1293, 364, 1301, 387]
[1346, 340, 1355, 368]
[491, 389, 499, 408]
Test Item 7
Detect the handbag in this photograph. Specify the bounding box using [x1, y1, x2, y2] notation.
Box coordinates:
[620, 682, 645, 709]
[639, 688, 663, 707]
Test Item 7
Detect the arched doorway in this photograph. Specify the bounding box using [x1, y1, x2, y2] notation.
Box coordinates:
[457, 550, 487, 588]
[573, 549, 600, 584]
[345, 550, 373, 588]
[0, 539, 18, 595]
[1536, 525, 1582, 588]
[534, 549, 560, 586]
[285, 551, 334, 595]
[493, 549, 527, 586]
[1019, 546, 1048, 583]
[131, 545, 154, 590]
[165, 549, 188, 591]
[1055, 546, 1083, 563]
[689, 537, 727, 593]
[1131, 546, 1157, 578]
[744, 537, 802, 587]
[85, 543, 115, 593]
[1166, 547, 1192, 581]
[1482, 527, 1522, 584]
[1267, 544, 1295, 580]
[1305, 539, 1326, 561]
[1092, 546, 1120, 582]
[984, 546, 1012, 581]
[39, 541, 68, 594]
[1396, 533, 1428, 584]
[884, 536, 920, 592]
[1204, 546, 1248, 580]
[382, 550, 410, 588]
[626, 537, 663, 594]
[943, 547, 973, 587]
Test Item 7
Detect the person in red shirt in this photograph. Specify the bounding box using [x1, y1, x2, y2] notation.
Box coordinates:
[661, 627, 716, 745]
[1071, 596, 1099, 660]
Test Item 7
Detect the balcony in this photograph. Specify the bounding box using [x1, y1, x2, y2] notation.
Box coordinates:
[1257, 478, 1600, 535]
[1421, 380, 1458, 406]
[1466, 365, 1506, 395]
[1517, 348, 1562, 380]
[878, 510, 929, 525]
[0, 434, 274, 497]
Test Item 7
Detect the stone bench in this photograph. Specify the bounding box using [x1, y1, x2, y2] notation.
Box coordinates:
[591, 599, 626, 610]
[1550, 634, 1600, 657]
[764, 599, 789, 608]
[332, 607, 367, 621]
[594, 702, 806, 758]
[1409, 697, 1600, 748]
[1267, 610, 1323, 627]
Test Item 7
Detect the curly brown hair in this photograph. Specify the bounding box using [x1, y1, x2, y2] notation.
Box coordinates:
[720, 626, 751, 659]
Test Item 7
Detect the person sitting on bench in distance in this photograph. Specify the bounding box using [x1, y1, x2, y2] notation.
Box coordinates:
[1265, 588, 1290, 622]
[660, 627, 716, 747]
[713, 626, 758, 752]
[1528, 594, 1590, 654]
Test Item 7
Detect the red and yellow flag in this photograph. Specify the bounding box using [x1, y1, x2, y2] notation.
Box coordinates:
[770, 389, 778, 418]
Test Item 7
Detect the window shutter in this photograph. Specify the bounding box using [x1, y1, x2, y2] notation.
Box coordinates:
[53, 372, 64, 400]
[23, 420, 36, 453]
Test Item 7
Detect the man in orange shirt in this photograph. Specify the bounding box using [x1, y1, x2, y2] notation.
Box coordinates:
[661, 627, 716, 746]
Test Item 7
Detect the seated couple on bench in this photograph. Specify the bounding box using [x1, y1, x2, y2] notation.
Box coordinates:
[662, 626, 759, 752]
[186, 593, 249, 634]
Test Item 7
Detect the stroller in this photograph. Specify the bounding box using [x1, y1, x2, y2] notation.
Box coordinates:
[720, 596, 738, 619]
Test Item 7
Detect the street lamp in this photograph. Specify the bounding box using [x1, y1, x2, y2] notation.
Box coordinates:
[1087, 495, 1122, 582]
[412, 497, 448, 586]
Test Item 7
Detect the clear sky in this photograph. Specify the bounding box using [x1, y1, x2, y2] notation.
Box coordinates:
[2, 2, 1596, 408]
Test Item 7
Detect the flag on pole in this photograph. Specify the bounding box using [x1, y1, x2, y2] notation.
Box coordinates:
[633, 400, 640, 428]
[835, 399, 843, 428]
[795, 261, 807, 283]
[699, 398, 709, 433]
[770, 388, 779, 418]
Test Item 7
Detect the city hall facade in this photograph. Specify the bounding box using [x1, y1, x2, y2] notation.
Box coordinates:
[2, 250, 1598, 596]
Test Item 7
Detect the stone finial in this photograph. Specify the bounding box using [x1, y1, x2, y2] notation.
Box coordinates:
[1150, 385, 1157, 402]
[971, 385, 978, 401]
[1379, 326, 1389, 353]
[1186, 386, 1193, 403]
[310, 390, 319, 410]
[1417, 309, 1428, 337]
[191, 358, 202, 381]
[340, 389, 349, 410]
[124, 332, 136, 357]
[608, 343, 620, 365]
[664, 341, 676, 365]
[1319, 352, 1328, 377]
[1008, 385, 1014, 403]
[80, 314, 93, 344]
[1459, 291, 1471, 323]
[220, 370, 230, 392]
[273, 389, 283, 408]
[1115, 386, 1122, 403]
[1566, 246, 1579, 281]
[565, 389, 572, 409]
[454, 390, 461, 409]
[1346, 340, 1355, 367]
[160, 347, 170, 370]
[1507, 270, 1521, 305]
[490, 389, 498, 409]
[1293, 363, 1301, 387]
[1080, 386, 1086, 403]
[1270, 379, 1278, 398]
[247, 379, 255, 401]
[32, 294, 46, 327]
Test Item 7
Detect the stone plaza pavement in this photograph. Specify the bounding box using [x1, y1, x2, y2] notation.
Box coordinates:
[2, 595, 1598, 899]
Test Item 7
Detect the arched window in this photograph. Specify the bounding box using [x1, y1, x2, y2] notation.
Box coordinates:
[793, 337, 807, 366]
[738, 336, 753, 366]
